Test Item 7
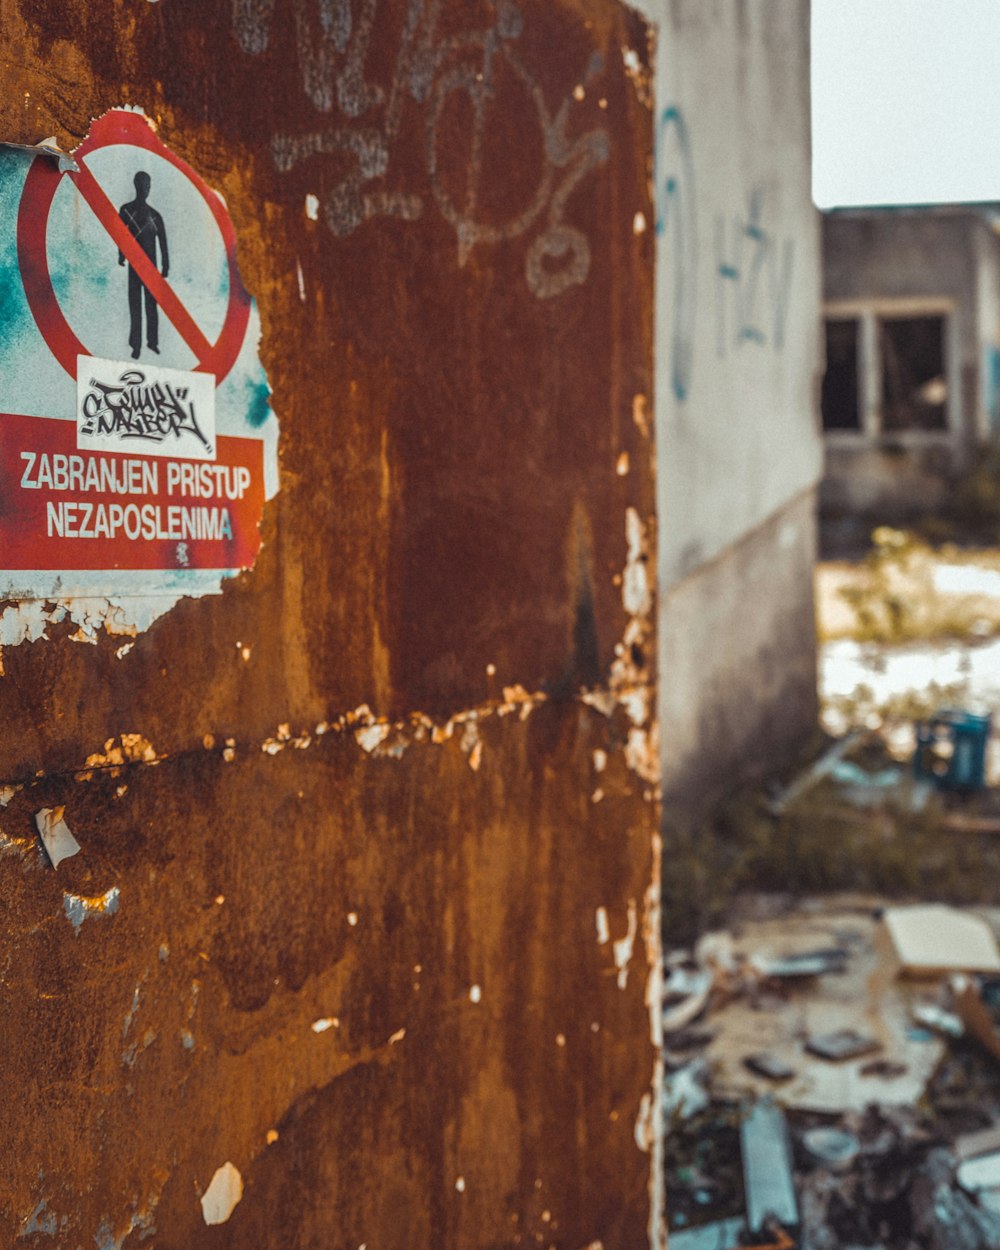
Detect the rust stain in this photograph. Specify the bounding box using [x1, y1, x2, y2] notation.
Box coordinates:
[0, 0, 658, 1245]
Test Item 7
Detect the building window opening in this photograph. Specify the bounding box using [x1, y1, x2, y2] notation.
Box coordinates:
[879, 315, 947, 431]
[821, 317, 861, 430]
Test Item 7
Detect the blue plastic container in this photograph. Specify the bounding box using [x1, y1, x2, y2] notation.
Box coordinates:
[913, 709, 992, 792]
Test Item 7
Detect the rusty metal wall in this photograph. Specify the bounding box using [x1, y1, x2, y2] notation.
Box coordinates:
[0, 2, 659, 1246]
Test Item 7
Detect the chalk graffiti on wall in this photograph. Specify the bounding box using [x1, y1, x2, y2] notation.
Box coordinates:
[655, 105, 796, 398]
[233, 0, 611, 299]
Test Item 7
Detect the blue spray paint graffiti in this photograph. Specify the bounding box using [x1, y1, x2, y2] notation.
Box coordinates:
[715, 186, 795, 357]
[654, 108, 796, 400]
[655, 107, 697, 401]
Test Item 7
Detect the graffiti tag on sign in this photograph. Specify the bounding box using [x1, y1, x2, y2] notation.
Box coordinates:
[78, 358, 216, 459]
[0, 108, 279, 606]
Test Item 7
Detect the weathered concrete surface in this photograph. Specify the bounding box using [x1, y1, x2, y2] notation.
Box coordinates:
[659, 487, 819, 825]
[629, 0, 821, 831]
[0, 2, 660, 1246]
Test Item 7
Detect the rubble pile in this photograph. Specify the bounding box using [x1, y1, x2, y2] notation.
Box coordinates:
[664, 894, 1000, 1250]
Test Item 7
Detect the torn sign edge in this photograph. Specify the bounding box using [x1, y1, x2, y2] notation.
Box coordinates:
[0, 107, 280, 645]
[0, 136, 78, 173]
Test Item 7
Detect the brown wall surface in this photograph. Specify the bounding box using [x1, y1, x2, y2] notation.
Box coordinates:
[0, 2, 661, 1247]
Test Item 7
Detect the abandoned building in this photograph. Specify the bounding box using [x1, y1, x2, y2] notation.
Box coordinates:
[822, 204, 1000, 523]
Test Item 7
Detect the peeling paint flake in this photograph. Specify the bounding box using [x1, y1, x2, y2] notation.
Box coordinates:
[63, 886, 120, 934]
[580, 689, 616, 717]
[612, 899, 638, 990]
[17, 1198, 59, 1238]
[622, 508, 652, 618]
[35, 806, 81, 868]
[355, 722, 391, 753]
[0, 135, 78, 172]
[311, 1017, 339, 1033]
[0, 784, 22, 807]
[200, 1162, 243, 1226]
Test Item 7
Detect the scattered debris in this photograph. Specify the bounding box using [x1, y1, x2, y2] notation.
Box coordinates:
[668, 1216, 746, 1250]
[952, 974, 1000, 1063]
[858, 1058, 908, 1079]
[768, 732, 871, 815]
[663, 967, 713, 1033]
[802, 1126, 860, 1172]
[954, 1123, 1000, 1163]
[913, 1002, 964, 1039]
[740, 1101, 799, 1240]
[665, 894, 1000, 1248]
[743, 1054, 796, 1083]
[663, 1057, 712, 1123]
[34, 806, 80, 868]
[805, 1029, 881, 1063]
[751, 949, 849, 980]
[957, 1150, 1000, 1196]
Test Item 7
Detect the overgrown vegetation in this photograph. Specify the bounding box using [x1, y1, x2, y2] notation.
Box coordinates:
[664, 742, 1000, 947]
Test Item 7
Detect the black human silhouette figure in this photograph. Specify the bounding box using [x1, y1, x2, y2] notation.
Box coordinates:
[118, 170, 169, 360]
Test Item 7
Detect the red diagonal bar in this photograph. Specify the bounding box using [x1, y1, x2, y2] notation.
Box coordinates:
[70, 156, 216, 365]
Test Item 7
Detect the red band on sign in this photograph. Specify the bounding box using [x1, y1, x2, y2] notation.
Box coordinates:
[0, 414, 263, 571]
[16, 110, 252, 382]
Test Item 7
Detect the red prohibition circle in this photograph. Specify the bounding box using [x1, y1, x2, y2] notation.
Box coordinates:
[17, 110, 251, 384]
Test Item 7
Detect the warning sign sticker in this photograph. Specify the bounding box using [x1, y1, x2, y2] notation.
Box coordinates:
[0, 108, 278, 610]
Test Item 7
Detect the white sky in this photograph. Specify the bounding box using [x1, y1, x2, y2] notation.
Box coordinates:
[812, 0, 1000, 208]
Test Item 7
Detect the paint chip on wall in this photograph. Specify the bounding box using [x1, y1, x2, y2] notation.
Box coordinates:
[63, 886, 120, 933]
[200, 1162, 243, 1226]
